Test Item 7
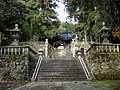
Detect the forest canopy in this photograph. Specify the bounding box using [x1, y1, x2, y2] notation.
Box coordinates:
[64, 0, 120, 43]
[0, 0, 60, 44]
[0, 0, 120, 45]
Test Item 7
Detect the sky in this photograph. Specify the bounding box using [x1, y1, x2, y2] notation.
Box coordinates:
[55, 0, 69, 22]
[55, 0, 77, 23]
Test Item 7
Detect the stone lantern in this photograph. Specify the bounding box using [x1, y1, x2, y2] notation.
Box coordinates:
[100, 22, 111, 44]
[9, 24, 21, 46]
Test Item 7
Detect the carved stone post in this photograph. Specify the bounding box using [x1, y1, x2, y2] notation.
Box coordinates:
[0, 32, 1, 45]
[45, 39, 48, 57]
[75, 34, 78, 43]
[72, 39, 75, 57]
[25, 56, 29, 79]
[38, 49, 43, 58]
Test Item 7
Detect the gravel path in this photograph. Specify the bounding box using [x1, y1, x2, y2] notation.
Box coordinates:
[14, 81, 112, 90]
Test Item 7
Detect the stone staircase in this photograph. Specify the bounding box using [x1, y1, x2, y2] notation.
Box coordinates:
[37, 58, 87, 82]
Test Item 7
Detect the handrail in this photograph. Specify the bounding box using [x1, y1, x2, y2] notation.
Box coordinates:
[31, 56, 43, 81]
[78, 56, 91, 80]
[48, 43, 57, 51]
[28, 46, 37, 55]
[47, 43, 58, 57]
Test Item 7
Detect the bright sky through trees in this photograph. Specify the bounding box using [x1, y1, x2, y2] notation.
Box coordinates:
[55, 0, 68, 22]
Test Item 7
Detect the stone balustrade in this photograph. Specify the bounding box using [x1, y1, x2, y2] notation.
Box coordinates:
[86, 44, 120, 56]
[0, 46, 29, 55]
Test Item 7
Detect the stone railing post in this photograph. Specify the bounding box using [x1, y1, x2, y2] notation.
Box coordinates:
[72, 39, 75, 57]
[25, 56, 29, 79]
[75, 34, 78, 43]
[45, 39, 48, 57]
[0, 32, 2, 45]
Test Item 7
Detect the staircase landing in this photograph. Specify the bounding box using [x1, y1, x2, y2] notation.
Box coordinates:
[15, 81, 112, 90]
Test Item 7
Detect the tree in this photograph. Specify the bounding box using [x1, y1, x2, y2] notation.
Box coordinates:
[112, 26, 120, 39]
[64, 0, 120, 42]
[0, 0, 60, 43]
[0, 0, 27, 45]
[0, 0, 27, 30]
[21, 0, 60, 40]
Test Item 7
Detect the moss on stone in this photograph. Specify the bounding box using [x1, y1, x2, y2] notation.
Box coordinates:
[92, 80, 120, 90]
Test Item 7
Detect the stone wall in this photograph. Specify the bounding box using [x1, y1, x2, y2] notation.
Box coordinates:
[0, 55, 35, 81]
[88, 53, 120, 79]
[86, 50, 120, 80]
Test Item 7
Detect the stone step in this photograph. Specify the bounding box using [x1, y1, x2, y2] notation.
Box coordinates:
[42, 59, 78, 61]
[38, 70, 85, 77]
[41, 66, 81, 68]
[38, 71, 84, 76]
[42, 63, 80, 65]
[37, 77, 87, 81]
[41, 60, 82, 67]
[41, 63, 81, 66]
[36, 58, 86, 81]
[41, 62, 79, 65]
[40, 65, 81, 68]
[39, 69, 84, 71]
[38, 75, 86, 78]
[40, 65, 83, 71]
[39, 69, 83, 72]
[44, 58, 75, 61]
[42, 59, 79, 61]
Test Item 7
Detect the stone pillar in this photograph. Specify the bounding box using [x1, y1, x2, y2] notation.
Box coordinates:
[0, 32, 1, 45]
[25, 56, 29, 79]
[72, 39, 75, 57]
[81, 48, 84, 58]
[75, 34, 78, 43]
[45, 39, 48, 57]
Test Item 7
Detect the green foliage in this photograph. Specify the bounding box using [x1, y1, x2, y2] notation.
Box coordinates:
[64, 0, 120, 41]
[21, 0, 60, 40]
[59, 22, 77, 36]
[22, 22, 33, 37]
[44, 22, 76, 38]
[0, 0, 60, 43]
[0, 0, 26, 30]
[60, 22, 75, 31]
[0, 0, 27, 45]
